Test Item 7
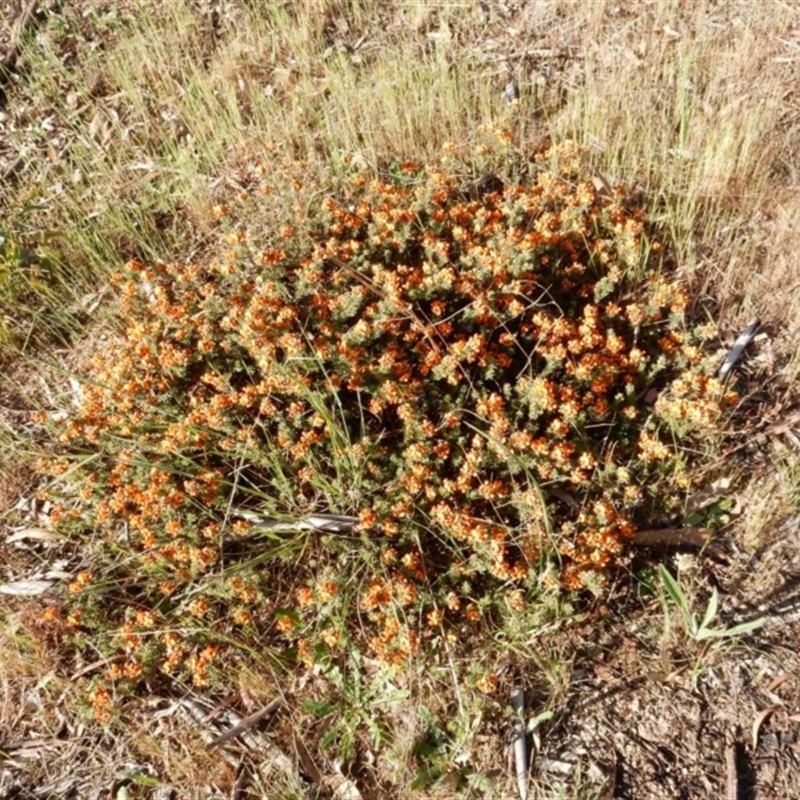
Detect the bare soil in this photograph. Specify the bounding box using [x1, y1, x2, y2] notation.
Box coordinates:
[539, 516, 800, 800]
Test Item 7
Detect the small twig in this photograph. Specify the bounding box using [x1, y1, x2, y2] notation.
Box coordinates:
[725, 731, 739, 800]
[600, 750, 618, 800]
[230, 760, 249, 800]
[510, 686, 528, 800]
[1, 155, 23, 180]
[239, 510, 360, 533]
[206, 699, 281, 750]
[200, 692, 240, 724]
[70, 653, 125, 681]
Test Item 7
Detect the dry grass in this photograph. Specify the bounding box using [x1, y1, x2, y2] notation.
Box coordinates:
[2, 1, 800, 797]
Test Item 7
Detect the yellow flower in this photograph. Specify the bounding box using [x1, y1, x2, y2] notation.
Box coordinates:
[233, 608, 252, 625]
[475, 672, 499, 694]
[296, 586, 314, 607]
[637, 430, 671, 462]
[507, 589, 525, 612]
[68, 571, 92, 595]
[317, 581, 338, 603]
[188, 598, 209, 617]
[276, 615, 295, 634]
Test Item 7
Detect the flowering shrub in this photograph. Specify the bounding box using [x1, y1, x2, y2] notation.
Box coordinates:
[40, 141, 734, 710]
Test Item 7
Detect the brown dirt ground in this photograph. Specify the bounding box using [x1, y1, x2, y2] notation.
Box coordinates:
[535, 515, 800, 800]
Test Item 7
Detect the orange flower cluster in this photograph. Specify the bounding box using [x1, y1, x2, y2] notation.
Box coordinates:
[42, 142, 732, 676]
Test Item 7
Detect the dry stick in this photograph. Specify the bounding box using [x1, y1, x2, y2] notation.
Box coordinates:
[632, 527, 711, 549]
[510, 686, 528, 800]
[70, 653, 125, 680]
[725, 732, 739, 800]
[633, 527, 729, 562]
[230, 761, 250, 800]
[206, 698, 281, 750]
[751, 707, 778, 752]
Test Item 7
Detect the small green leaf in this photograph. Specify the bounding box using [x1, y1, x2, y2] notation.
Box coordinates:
[695, 617, 765, 641]
[658, 564, 689, 616]
[699, 588, 719, 633]
[303, 699, 336, 716]
[128, 774, 160, 787]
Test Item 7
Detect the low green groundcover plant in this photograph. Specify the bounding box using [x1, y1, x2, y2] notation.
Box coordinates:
[37, 139, 734, 720]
